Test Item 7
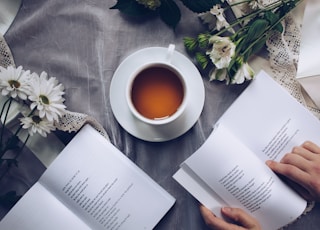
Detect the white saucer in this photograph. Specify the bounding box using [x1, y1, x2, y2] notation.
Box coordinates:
[109, 47, 205, 142]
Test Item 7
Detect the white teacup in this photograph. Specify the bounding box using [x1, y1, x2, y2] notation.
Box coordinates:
[126, 44, 188, 126]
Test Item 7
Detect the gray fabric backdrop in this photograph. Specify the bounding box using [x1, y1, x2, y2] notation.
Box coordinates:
[2, 0, 320, 229]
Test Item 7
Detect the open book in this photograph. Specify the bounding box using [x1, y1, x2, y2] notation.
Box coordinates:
[173, 71, 320, 230]
[0, 125, 175, 230]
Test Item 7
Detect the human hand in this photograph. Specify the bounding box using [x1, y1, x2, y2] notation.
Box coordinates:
[199, 205, 261, 230]
[266, 141, 320, 201]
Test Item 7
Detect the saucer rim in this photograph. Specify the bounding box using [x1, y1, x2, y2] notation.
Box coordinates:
[109, 46, 205, 142]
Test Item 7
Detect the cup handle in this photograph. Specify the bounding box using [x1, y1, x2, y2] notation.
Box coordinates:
[165, 44, 175, 63]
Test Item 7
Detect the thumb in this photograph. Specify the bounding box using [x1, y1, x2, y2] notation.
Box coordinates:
[221, 207, 260, 229]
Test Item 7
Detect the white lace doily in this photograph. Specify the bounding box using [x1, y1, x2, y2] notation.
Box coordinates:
[267, 13, 320, 119]
[56, 110, 109, 140]
[0, 33, 109, 140]
[0, 34, 14, 68]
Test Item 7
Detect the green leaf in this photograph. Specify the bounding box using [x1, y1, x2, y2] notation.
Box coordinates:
[159, 0, 181, 29]
[274, 22, 283, 33]
[110, 0, 151, 17]
[245, 19, 269, 43]
[264, 11, 279, 24]
[264, 11, 283, 33]
[249, 36, 268, 57]
[235, 36, 246, 54]
[180, 0, 221, 13]
[242, 36, 268, 62]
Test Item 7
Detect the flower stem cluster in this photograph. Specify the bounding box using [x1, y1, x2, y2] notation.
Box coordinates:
[0, 65, 66, 181]
[184, 0, 302, 84]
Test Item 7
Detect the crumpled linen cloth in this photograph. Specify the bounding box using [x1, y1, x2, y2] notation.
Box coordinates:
[1, 0, 319, 228]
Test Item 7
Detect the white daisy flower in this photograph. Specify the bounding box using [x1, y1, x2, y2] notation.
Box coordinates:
[20, 114, 56, 137]
[0, 65, 31, 100]
[206, 36, 236, 69]
[28, 71, 66, 122]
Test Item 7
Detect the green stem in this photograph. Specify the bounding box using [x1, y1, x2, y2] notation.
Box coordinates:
[0, 134, 30, 182]
[0, 103, 36, 160]
[0, 98, 12, 152]
[239, 0, 303, 57]
[215, 0, 301, 37]
[0, 97, 11, 118]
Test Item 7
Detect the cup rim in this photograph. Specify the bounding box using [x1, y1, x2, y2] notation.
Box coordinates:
[126, 62, 188, 126]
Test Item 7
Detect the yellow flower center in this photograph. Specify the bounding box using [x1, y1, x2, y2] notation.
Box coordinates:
[8, 80, 20, 89]
[32, 115, 41, 124]
[40, 95, 49, 105]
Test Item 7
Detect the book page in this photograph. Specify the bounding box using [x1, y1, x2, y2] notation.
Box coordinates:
[218, 71, 320, 162]
[173, 163, 228, 216]
[0, 183, 90, 230]
[179, 124, 306, 230]
[40, 125, 175, 230]
[2, 125, 175, 230]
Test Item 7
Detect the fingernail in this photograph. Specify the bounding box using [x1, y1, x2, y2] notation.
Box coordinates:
[265, 160, 271, 166]
[222, 207, 232, 213]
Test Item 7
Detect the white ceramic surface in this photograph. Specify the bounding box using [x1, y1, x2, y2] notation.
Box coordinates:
[110, 46, 205, 142]
[126, 61, 188, 126]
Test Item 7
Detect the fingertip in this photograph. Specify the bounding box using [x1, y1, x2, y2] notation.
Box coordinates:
[302, 141, 320, 153]
[199, 206, 221, 228]
[221, 207, 232, 214]
[199, 205, 215, 217]
[221, 207, 261, 228]
[265, 160, 273, 167]
[221, 207, 237, 221]
[266, 160, 281, 172]
[302, 141, 311, 147]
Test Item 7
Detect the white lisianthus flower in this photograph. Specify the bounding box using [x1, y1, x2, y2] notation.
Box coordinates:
[210, 5, 234, 32]
[206, 36, 236, 69]
[0, 65, 31, 100]
[20, 114, 55, 137]
[198, 12, 217, 30]
[231, 62, 255, 84]
[209, 68, 228, 82]
[135, 0, 161, 10]
[28, 71, 66, 122]
[249, 0, 266, 10]
[199, 5, 235, 33]
[228, 0, 250, 17]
